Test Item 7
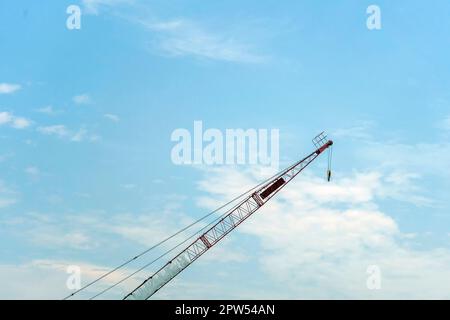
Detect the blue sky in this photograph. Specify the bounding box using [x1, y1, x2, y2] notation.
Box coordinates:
[1, 0, 450, 299]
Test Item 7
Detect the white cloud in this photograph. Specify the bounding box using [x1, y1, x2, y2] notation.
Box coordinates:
[105, 204, 193, 247]
[195, 166, 450, 299]
[6, 212, 98, 251]
[0, 112, 31, 129]
[0, 259, 141, 299]
[0, 83, 21, 94]
[37, 106, 57, 115]
[37, 125, 99, 142]
[141, 19, 266, 64]
[34, 232, 93, 250]
[82, 0, 134, 15]
[73, 94, 92, 105]
[25, 166, 40, 179]
[0, 198, 16, 209]
[71, 128, 88, 142]
[0, 197, 16, 209]
[82, 1, 266, 63]
[0, 112, 12, 125]
[0, 154, 10, 163]
[37, 125, 69, 138]
[199, 238, 249, 264]
[361, 141, 450, 178]
[333, 122, 450, 180]
[104, 113, 120, 122]
[11, 117, 31, 129]
[2, 196, 192, 252]
[25, 166, 40, 176]
[331, 123, 449, 205]
[333, 121, 375, 140]
[108, 215, 177, 247]
[439, 116, 450, 131]
[0, 180, 16, 209]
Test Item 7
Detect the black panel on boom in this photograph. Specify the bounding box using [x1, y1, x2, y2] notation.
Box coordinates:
[260, 178, 286, 199]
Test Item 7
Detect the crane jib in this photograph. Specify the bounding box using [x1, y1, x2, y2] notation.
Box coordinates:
[123, 135, 333, 300]
[317, 140, 333, 155]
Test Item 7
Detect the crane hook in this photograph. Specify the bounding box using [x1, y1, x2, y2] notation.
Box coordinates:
[327, 145, 333, 182]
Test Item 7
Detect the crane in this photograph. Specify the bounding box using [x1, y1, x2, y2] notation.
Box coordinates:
[124, 132, 333, 300]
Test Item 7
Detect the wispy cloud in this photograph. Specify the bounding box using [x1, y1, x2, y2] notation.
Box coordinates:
[81, 1, 266, 64]
[3, 212, 98, 251]
[36, 105, 58, 115]
[0, 180, 16, 209]
[121, 183, 136, 189]
[0, 259, 141, 299]
[0, 83, 21, 94]
[437, 116, 450, 131]
[33, 231, 93, 250]
[141, 19, 267, 64]
[82, 0, 135, 15]
[25, 166, 41, 180]
[333, 121, 375, 140]
[104, 113, 120, 122]
[37, 125, 99, 142]
[361, 141, 450, 179]
[71, 128, 89, 142]
[0, 153, 13, 163]
[1, 197, 191, 251]
[0, 112, 31, 129]
[11, 117, 30, 129]
[37, 125, 69, 138]
[73, 93, 92, 105]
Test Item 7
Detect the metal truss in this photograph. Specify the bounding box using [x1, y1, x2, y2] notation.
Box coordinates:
[124, 138, 333, 300]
